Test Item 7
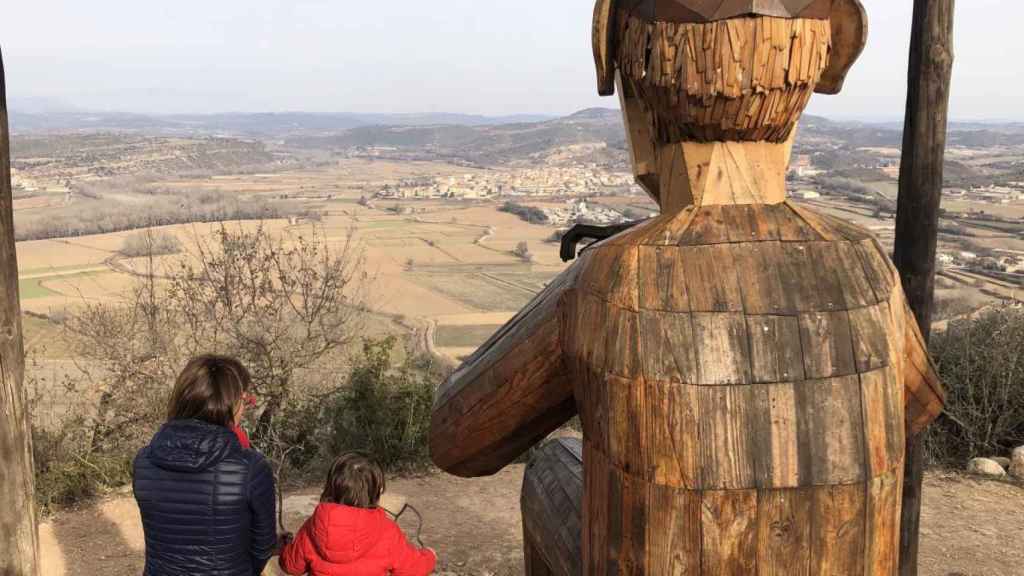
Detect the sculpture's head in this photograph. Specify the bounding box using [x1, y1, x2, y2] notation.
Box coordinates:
[593, 0, 866, 201]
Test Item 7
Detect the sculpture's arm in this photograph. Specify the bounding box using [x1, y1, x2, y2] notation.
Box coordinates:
[560, 221, 644, 262]
[902, 301, 945, 436]
[430, 268, 578, 477]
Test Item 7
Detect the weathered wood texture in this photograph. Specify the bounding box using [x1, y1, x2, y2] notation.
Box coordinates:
[522, 439, 585, 576]
[430, 268, 578, 477]
[446, 203, 944, 574]
[617, 14, 831, 142]
[894, 1, 955, 575]
[0, 48, 39, 576]
[432, 3, 947, 574]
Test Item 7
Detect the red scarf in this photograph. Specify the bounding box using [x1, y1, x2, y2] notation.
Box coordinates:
[231, 425, 252, 449]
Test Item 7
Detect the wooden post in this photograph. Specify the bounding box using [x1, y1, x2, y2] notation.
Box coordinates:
[893, 2, 955, 575]
[0, 47, 39, 576]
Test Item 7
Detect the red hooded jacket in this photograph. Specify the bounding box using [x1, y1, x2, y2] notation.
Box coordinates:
[279, 503, 436, 576]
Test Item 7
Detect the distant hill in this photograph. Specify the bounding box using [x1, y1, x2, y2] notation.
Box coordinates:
[284, 108, 628, 165]
[12, 101, 1024, 168]
[8, 108, 554, 137]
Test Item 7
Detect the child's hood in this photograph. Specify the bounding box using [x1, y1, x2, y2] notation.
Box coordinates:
[309, 502, 390, 564]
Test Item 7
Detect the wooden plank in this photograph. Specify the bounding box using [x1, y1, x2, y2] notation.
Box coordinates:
[645, 483, 701, 575]
[773, 203, 820, 242]
[810, 483, 867, 575]
[693, 312, 752, 385]
[640, 311, 699, 385]
[752, 383, 801, 489]
[436, 264, 575, 409]
[813, 210, 873, 242]
[604, 305, 643, 379]
[848, 304, 892, 374]
[731, 242, 787, 315]
[679, 204, 731, 245]
[431, 313, 576, 477]
[795, 376, 867, 485]
[865, 470, 901, 576]
[836, 241, 882, 308]
[806, 242, 847, 311]
[798, 311, 857, 380]
[607, 464, 624, 575]
[775, 242, 826, 312]
[622, 470, 646, 575]
[524, 536, 555, 576]
[583, 443, 609, 575]
[699, 385, 756, 489]
[723, 203, 780, 243]
[521, 439, 584, 576]
[606, 376, 646, 476]
[854, 240, 895, 303]
[574, 362, 609, 458]
[680, 244, 745, 312]
[756, 488, 812, 575]
[638, 245, 691, 312]
[701, 489, 759, 575]
[786, 201, 839, 241]
[564, 292, 609, 376]
[578, 245, 640, 311]
[747, 315, 805, 384]
[861, 366, 906, 478]
[645, 381, 700, 489]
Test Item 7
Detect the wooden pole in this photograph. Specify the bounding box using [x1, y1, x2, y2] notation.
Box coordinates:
[0, 47, 39, 576]
[893, 2, 955, 575]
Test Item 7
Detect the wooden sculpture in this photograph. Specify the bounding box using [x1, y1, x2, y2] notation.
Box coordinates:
[430, 0, 946, 574]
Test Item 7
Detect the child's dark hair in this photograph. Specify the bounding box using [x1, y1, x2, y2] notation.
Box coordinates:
[321, 452, 385, 508]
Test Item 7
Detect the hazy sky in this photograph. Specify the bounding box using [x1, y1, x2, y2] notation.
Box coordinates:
[0, 0, 1017, 120]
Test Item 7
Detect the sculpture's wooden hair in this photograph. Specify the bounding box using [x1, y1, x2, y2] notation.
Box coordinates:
[617, 14, 831, 143]
[593, 0, 867, 97]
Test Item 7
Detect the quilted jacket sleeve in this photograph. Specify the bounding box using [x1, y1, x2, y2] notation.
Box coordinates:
[247, 454, 278, 574]
[389, 521, 437, 576]
[278, 520, 313, 576]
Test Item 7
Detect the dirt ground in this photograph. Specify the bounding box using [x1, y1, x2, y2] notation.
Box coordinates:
[38, 469, 1024, 576]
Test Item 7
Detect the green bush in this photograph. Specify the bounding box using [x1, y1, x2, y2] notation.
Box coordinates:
[32, 422, 133, 514]
[320, 337, 439, 472]
[926, 306, 1024, 465]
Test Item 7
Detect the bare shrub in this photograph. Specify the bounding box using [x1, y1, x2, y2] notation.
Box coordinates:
[513, 241, 534, 263]
[120, 229, 182, 257]
[926, 305, 1024, 465]
[62, 222, 368, 464]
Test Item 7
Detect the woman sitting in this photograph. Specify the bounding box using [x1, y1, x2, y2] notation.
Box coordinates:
[133, 355, 280, 576]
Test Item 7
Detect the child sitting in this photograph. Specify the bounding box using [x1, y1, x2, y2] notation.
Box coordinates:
[279, 453, 437, 576]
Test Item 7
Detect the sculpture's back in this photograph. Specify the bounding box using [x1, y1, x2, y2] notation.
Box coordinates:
[564, 204, 930, 574]
[431, 1, 945, 574]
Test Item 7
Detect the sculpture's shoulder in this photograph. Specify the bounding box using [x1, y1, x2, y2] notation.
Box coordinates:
[572, 201, 900, 312]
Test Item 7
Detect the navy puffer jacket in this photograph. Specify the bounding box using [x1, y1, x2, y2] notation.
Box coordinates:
[133, 419, 277, 576]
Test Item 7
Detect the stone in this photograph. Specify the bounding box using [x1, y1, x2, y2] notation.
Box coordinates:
[967, 458, 1008, 478]
[1010, 447, 1024, 480]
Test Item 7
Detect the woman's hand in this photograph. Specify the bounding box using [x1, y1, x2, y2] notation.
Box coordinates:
[273, 532, 294, 555]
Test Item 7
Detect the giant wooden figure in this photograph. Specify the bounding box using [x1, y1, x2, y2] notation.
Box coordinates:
[430, 1, 945, 574]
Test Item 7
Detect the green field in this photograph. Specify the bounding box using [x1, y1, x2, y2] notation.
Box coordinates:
[18, 271, 111, 300]
[408, 272, 536, 312]
[435, 324, 502, 348]
[19, 277, 59, 299]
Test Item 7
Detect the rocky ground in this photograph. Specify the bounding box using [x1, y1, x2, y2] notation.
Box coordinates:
[39, 468, 1023, 576]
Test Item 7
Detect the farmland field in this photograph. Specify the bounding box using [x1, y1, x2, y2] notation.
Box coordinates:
[13, 156, 578, 373]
